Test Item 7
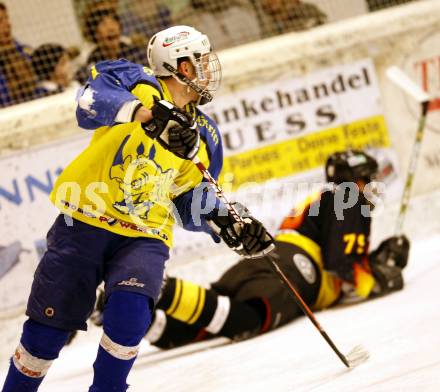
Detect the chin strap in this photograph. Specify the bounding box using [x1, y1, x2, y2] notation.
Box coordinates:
[162, 62, 213, 104]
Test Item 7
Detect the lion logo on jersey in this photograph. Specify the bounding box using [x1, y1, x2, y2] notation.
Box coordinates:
[109, 136, 175, 220]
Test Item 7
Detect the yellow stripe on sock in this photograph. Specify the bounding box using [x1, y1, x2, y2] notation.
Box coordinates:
[166, 278, 182, 315]
[167, 280, 205, 324]
[187, 286, 206, 325]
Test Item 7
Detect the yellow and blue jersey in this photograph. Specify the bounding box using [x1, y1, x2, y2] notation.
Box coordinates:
[50, 59, 223, 248]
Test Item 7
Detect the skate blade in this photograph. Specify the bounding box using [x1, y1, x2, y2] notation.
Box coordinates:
[346, 345, 370, 368]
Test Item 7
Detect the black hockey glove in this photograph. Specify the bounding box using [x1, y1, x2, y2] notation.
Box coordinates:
[168, 124, 200, 160]
[207, 202, 274, 259]
[369, 235, 410, 269]
[370, 263, 404, 297]
[142, 98, 200, 160]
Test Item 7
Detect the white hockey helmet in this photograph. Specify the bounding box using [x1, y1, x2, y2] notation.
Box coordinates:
[147, 25, 222, 105]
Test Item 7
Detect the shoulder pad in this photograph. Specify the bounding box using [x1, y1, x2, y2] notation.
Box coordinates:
[94, 59, 162, 94]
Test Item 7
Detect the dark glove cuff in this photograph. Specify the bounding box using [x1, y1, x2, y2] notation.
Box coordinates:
[131, 102, 144, 122]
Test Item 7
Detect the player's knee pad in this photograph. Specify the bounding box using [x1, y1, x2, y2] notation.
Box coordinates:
[13, 318, 71, 378]
[101, 291, 152, 360]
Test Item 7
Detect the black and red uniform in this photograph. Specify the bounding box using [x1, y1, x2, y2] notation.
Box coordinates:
[141, 150, 408, 348]
[148, 187, 383, 348]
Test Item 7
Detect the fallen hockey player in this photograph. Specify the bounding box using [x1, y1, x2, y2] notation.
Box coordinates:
[90, 149, 410, 349]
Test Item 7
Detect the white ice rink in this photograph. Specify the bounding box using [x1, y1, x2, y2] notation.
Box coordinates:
[1, 191, 440, 392]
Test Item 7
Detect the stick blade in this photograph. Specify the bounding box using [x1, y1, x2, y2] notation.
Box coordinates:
[386, 66, 431, 103]
[346, 345, 370, 368]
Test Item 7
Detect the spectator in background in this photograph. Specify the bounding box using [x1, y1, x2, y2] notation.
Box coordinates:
[0, 2, 37, 107]
[31, 44, 79, 97]
[252, 0, 327, 38]
[117, 0, 172, 40]
[75, 0, 172, 41]
[366, 0, 416, 12]
[76, 3, 149, 84]
[174, 0, 262, 50]
[162, 0, 191, 17]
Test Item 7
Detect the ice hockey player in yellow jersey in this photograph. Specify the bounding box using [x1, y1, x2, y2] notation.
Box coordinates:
[2, 26, 273, 392]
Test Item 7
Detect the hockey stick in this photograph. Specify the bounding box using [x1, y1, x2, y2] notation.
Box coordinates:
[191, 156, 275, 259]
[386, 66, 431, 235]
[191, 157, 369, 368]
[266, 252, 369, 368]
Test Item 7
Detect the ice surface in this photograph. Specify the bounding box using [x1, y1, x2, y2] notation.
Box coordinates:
[1, 191, 440, 391]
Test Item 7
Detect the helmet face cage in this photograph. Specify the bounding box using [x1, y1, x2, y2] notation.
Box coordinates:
[189, 51, 222, 104]
[147, 26, 222, 105]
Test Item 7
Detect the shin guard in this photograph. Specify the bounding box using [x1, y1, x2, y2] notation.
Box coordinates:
[2, 319, 70, 392]
[90, 291, 152, 392]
